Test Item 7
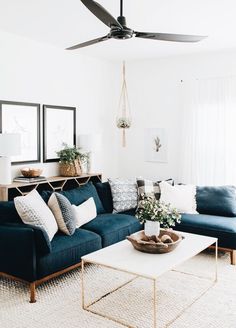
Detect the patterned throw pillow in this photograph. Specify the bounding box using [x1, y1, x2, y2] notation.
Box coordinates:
[137, 178, 174, 201]
[48, 193, 77, 236]
[108, 178, 138, 213]
[14, 189, 58, 241]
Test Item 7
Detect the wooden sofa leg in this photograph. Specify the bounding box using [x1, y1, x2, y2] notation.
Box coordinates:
[29, 282, 36, 303]
[230, 250, 236, 265]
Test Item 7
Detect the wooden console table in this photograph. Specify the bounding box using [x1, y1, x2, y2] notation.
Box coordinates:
[0, 173, 102, 201]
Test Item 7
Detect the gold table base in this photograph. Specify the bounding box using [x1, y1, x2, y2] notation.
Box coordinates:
[81, 241, 218, 328]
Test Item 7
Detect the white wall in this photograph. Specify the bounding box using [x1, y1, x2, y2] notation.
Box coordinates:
[117, 50, 236, 182]
[2, 28, 236, 183]
[0, 30, 118, 180]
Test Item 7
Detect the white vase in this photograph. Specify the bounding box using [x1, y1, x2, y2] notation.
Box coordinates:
[144, 221, 160, 237]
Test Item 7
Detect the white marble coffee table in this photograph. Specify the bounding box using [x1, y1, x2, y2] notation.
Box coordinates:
[81, 231, 218, 328]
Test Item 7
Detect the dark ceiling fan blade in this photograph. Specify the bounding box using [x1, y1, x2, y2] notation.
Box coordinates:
[81, 0, 122, 29]
[66, 35, 111, 50]
[135, 32, 207, 43]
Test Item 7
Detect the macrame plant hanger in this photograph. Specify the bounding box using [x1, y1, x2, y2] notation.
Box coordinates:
[116, 61, 131, 147]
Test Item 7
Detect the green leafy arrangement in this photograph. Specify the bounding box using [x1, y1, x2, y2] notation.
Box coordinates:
[136, 195, 181, 228]
[56, 144, 88, 164]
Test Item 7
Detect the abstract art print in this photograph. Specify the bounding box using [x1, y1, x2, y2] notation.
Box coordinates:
[144, 128, 168, 163]
[0, 101, 40, 164]
[43, 105, 76, 162]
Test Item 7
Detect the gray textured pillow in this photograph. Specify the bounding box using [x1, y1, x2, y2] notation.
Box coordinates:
[48, 193, 77, 236]
[108, 178, 138, 213]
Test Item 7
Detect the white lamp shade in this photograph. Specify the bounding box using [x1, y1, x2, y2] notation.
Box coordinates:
[0, 133, 21, 156]
[78, 134, 102, 152]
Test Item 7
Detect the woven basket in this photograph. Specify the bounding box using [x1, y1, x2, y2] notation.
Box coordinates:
[59, 160, 82, 177]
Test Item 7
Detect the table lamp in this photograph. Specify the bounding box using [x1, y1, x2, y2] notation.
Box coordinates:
[0, 133, 21, 185]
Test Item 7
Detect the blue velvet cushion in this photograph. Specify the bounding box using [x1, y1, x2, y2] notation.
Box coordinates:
[41, 182, 105, 214]
[175, 213, 236, 249]
[81, 213, 142, 247]
[197, 186, 236, 217]
[94, 181, 113, 213]
[36, 229, 102, 279]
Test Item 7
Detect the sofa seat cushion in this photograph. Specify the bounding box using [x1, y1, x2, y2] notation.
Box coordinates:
[119, 209, 136, 216]
[175, 214, 236, 249]
[81, 214, 142, 247]
[36, 229, 102, 279]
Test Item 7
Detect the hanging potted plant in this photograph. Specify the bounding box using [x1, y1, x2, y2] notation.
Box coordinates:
[56, 144, 88, 177]
[116, 61, 132, 147]
[136, 196, 181, 237]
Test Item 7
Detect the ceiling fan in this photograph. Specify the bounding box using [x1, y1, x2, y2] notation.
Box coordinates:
[66, 0, 207, 50]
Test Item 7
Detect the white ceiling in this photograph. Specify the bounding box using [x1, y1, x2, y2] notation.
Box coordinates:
[0, 0, 236, 60]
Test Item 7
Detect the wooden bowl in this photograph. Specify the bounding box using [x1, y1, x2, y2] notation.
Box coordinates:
[21, 168, 43, 178]
[127, 230, 183, 254]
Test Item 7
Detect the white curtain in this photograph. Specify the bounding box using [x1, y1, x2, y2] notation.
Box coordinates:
[180, 76, 236, 186]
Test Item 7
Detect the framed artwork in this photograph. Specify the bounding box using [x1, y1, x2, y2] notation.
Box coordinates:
[43, 105, 76, 162]
[0, 100, 40, 164]
[144, 128, 168, 163]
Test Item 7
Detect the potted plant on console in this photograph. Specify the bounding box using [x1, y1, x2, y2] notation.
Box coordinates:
[57, 144, 88, 177]
[136, 196, 181, 237]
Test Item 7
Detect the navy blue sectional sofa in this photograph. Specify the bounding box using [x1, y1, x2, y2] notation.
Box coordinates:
[0, 181, 236, 303]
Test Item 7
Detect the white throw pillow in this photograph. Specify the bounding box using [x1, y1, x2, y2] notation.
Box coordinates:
[14, 189, 58, 241]
[72, 197, 97, 228]
[159, 181, 198, 214]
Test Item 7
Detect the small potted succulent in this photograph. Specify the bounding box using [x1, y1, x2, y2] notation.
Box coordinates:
[56, 144, 88, 177]
[136, 195, 181, 236]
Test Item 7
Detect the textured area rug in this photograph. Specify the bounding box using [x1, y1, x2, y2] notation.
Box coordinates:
[0, 251, 236, 328]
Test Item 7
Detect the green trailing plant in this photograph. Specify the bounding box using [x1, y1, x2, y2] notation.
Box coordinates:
[56, 144, 88, 164]
[136, 195, 181, 228]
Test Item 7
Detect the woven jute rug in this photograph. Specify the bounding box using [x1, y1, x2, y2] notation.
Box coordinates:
[0, 251, 236, 328]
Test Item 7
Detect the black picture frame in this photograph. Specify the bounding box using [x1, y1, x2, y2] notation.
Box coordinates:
[0, 100, 40, 164]
[43, 105, 76, 163]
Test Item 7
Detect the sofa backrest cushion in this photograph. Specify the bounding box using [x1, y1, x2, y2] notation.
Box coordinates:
[41, 182, 105, 215]
[196, 185, 236, 217]
[94, 181, 113, 213]
[0, 201, 22, 224]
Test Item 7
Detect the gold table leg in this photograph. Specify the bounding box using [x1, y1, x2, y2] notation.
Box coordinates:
[81, 242, 218, 328]
[215, 240, 218, 282]
[81, 260, 85, 309]
[153, 279, 157, 328]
